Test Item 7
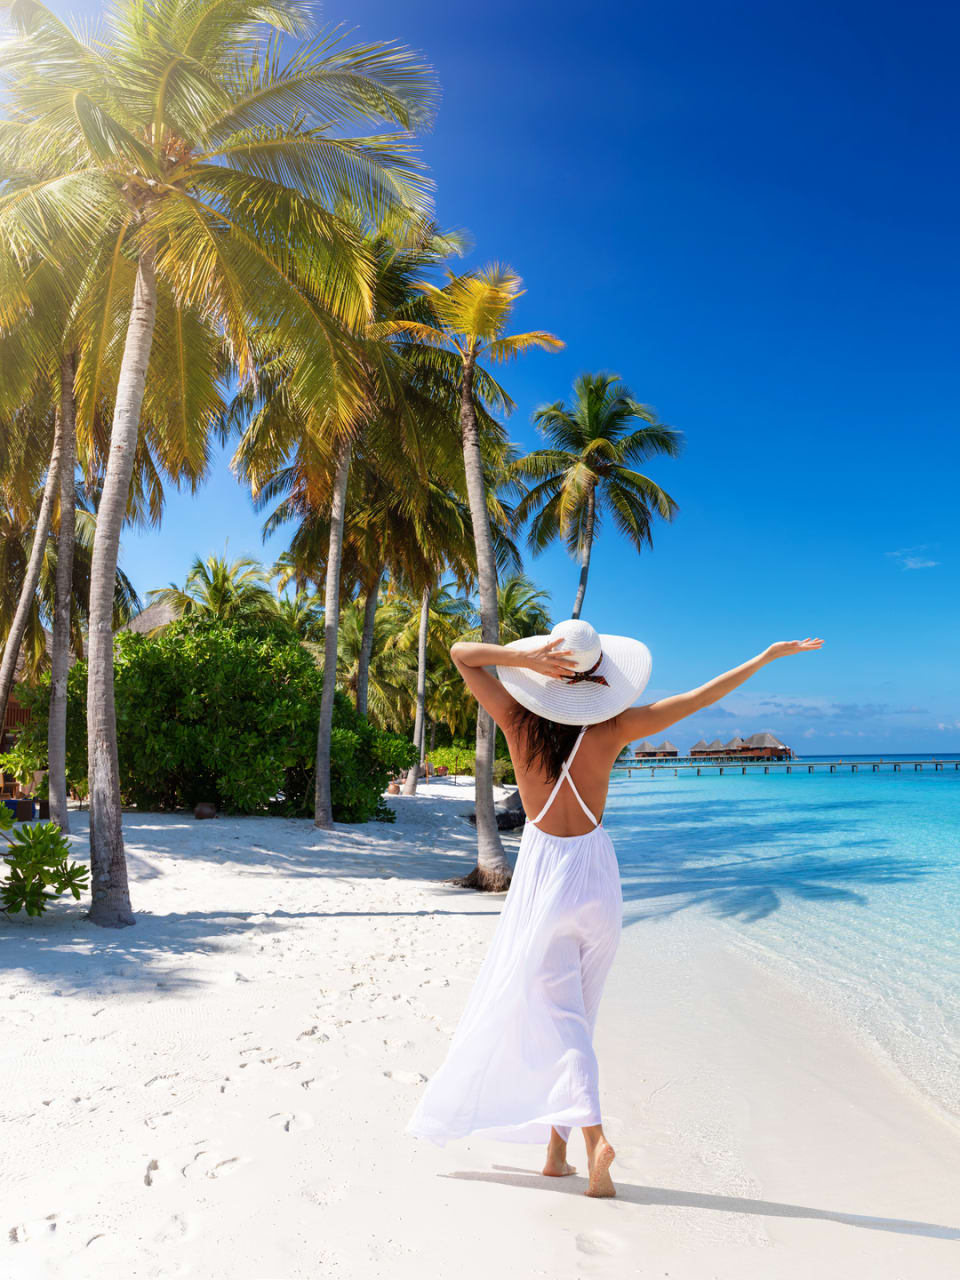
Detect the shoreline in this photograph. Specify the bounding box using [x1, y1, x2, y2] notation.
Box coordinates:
[2, 783, 959, 1277]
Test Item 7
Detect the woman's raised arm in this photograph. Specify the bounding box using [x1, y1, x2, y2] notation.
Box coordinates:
[617, 638, 823, 744]
[450, 638, 578, 728]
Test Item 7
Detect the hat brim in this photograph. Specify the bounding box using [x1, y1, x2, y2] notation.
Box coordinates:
[496, 634, 652, 726]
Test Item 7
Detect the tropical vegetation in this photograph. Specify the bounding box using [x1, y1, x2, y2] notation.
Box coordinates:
[0, 0, 683, 925]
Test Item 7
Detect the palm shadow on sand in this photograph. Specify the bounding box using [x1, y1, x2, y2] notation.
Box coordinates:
[443, 1166, 960, 1240]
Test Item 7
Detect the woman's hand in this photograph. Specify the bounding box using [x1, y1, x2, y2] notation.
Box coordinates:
[765, 638, 824, 660]
[521, 637, 580, 677]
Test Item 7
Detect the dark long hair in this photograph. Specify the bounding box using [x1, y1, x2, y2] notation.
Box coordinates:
[509, 703, 584, 782]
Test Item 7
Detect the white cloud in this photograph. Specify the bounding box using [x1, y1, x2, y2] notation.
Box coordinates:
[886, 545, 939, 570]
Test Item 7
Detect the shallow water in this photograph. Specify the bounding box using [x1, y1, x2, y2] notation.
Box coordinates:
[605, 764, 960, 1120]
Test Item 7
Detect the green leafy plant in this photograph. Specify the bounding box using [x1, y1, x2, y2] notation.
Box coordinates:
[427, 741, 516, 785]
[0, 744, 36, 789]
[427, 742, 476, 776]
[0, 806, 89, 917]
[11, 622, 416, 822]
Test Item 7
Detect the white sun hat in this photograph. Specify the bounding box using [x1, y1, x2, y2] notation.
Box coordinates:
[495, 618, 652, 726]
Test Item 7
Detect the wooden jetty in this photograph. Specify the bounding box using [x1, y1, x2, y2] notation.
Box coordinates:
[614, 759, 960, 778]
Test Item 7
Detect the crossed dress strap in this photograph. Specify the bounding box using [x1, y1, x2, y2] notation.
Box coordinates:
[531, 725, 600, 829]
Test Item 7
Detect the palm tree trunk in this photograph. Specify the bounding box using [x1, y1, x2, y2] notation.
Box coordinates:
[0, 407, 66, 734]
[402, 584, 430, 796]
[87, 248, 158, 928]
[571, 484, 596, 619]
[314, 440, 352, 828]
[48, 352, 77, 831]
[356, 564, 382, 718]
[454, 350, 509, 890]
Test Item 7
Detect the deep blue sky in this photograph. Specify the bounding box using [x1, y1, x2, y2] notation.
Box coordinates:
[53, 0, 959, 751]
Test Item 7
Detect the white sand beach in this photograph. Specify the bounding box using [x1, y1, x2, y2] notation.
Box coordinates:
[3, 781, 959, 1280]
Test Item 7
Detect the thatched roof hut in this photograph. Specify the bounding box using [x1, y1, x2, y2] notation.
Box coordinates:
[120, 600, 179, 636]
[705, 738, 725, 752]
[633, 739, 659, 757]
[689, 738, 710, 755]
[657, 740, 678, 756]
[746, 732, 786, 748]
[723, 736, 748, 751]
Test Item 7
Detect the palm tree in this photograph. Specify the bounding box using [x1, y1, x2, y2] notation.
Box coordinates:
[0, 0, 436, 923]
[494, 573, 552, 643]
[0, 488, 141, 677]
[232, 217, 469, 826]
[335, 594, 417, 729]
[513, 373, 682, 618]
[388, 265, 562, 888]
[0, 394, 65, 732]
[275, 589, 324, 641]
[149, 554, 279, 626]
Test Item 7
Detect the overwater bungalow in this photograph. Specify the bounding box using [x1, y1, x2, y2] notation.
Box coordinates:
[739, 732, 794, 761]
[656, 740, 679, 758]
[633, 739, 660, 759]
[689, 738, 711, 756]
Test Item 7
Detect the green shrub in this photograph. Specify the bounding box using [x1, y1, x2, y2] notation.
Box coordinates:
[427, 742, 475, 775]
[426, 742, 516, 786]
[13, 620, 416, 823]
[0, 806, 89, 916]
[492, 756, 516, 786]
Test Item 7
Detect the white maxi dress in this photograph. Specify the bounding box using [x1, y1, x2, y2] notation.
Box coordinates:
[406, 726, 623, 1146]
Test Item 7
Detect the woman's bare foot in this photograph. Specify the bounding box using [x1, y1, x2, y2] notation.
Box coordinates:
[585, 1138, 616, 1198]
[542, 1130, 577, 1177]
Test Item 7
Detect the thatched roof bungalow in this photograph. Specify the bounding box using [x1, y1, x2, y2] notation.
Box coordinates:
[738, 732, 793, 760]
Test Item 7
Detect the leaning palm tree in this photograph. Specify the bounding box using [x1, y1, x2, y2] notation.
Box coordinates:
[512, 373, 682, 618]
[0, 0, 436, 923]
[149, 554, 279, 627]
[0, 389, 65, 733]
[387, 265, 562, 888]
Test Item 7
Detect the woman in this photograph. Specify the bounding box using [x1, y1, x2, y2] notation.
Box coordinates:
[406, 618, 822, 1197]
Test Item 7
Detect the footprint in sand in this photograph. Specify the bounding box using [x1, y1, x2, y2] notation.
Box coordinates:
[180, 1150, 250, 1180]
[144, 1072, 180, 1088]
[9, 1213, 58, 1244]
[297, 1025, 332, 1042]
[382, 1070, 428, 1086]
[574, 1230, 624, 1257]
[269, 1110, 315, 1132]
[153, 1212, 199, 1244]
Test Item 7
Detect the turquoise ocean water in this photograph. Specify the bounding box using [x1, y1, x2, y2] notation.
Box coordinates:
[604, 756, 960, 1120]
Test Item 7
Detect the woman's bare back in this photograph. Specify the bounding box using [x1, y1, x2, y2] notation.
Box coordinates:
[503, 719, 624, 838]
